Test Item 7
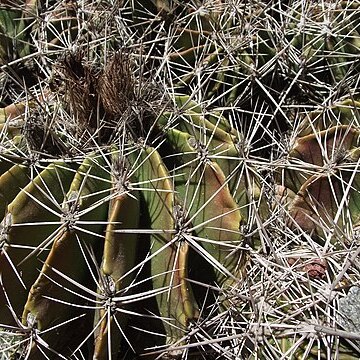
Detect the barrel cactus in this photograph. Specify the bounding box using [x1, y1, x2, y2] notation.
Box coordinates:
[1, 1, 360, 359]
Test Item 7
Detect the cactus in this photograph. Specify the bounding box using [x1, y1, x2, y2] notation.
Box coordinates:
[1, 1, 360, 359]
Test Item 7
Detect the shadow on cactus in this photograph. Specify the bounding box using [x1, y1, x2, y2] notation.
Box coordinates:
[1, 1, 360, 360]
[279, 99, 360, 239]
[0, 0, 79, 106]
[283, 1, 360, 101]
[0, 51, 263, 359]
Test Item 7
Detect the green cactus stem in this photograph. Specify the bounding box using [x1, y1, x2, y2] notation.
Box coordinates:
[93, 189, 140, 359]
[131, 146, 199, 351]
[21, 154, 110, 356]
[0, 162, 74, 326]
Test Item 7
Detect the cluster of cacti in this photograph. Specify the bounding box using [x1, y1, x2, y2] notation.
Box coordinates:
[1, 0, 360, 359]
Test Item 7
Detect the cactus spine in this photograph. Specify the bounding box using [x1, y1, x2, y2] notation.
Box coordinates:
[1, 1, 360, 359]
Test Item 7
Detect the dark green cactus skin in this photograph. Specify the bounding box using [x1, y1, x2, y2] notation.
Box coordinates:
[130, 0, 360, 108]
[0, 3, 33, 65]
[286, 2, 360, 89]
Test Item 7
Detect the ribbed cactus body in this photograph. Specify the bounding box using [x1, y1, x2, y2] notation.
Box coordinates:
[1, 1, 360, 359]
[0, 93, 254, 357]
